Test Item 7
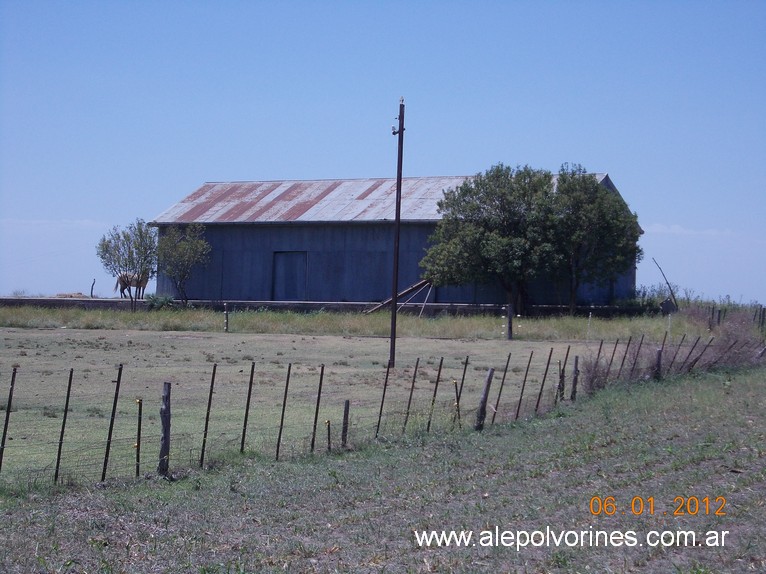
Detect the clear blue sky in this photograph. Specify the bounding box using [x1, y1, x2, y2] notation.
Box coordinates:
[1, 1, 764, 303]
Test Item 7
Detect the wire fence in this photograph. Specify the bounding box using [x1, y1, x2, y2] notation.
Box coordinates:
[1, 330, 763, 489]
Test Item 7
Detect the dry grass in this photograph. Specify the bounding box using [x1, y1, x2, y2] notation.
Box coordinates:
[0, 305, 763, 573]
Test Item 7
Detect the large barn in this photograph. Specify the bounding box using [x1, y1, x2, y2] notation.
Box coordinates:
[151, 175, 637, 306]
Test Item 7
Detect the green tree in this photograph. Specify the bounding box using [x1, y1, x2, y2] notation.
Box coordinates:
[156, 223, 211, 306]
[96, 218, 157, 310]
[550, 164, 643, 313]
[419, 164, 556, 313]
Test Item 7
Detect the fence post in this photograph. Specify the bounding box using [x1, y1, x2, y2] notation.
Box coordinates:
[678, 335, 701, 373]
[341, 399, 350, 449]
[535, 348, 554, 414]
[605, 339, 619, 381]
[375, 363, 391, 439]
[616, 336, 632, 380]
[241, 362, 256, 453]
[101, 364, 123, 482]
[452, 355, 469, 429]
[224, 302, 229, 333]
[310, 364, 325, 452]
[135, 399, 143, 478]
[667, 333, 687, 374]
[571, 356, 579, 401]
[325, 420, 331, 452]
[506, 304, 513, 340]
[475, 368, 495, 431]
[275, 363, 292, 461]
[557, 345, 571, 403]
[0, 367, 17, 474]
[402, 358, 419, 435]
[629, 334, 645, 380]
[158, 382, 171, 477]
[199, 363, 217, 468]
[426, 357, 443, 432]
[653, 349, 662, 381]
[515, 351, 533, 420]
[54, 368, 74, 484]
[491, 352, 512, 425]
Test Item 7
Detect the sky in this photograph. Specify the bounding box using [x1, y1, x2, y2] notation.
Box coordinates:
[1, 1, 764, 304]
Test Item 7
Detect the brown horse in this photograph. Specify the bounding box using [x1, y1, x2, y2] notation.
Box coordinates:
[114, 273, 149, 299]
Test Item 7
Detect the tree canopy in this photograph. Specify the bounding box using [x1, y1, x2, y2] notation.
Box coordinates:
[550, 164, 643, 312]
[156, 223, 211, 306]
[419, 164, 556, 312]
[420, 163, 643, 313]
[96, 218, 157, 309]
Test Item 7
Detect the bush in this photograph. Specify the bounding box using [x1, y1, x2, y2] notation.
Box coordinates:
[146, 294, 176, 311]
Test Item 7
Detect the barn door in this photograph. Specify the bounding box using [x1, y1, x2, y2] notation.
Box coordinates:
[272, 251, 308, 301]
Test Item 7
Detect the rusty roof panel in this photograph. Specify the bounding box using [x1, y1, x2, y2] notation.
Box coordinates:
[153, 174, 612, 225]
[153, 176, 470, 224]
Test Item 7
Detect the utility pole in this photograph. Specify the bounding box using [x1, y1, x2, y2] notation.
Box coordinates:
[389, 97, 405, 368]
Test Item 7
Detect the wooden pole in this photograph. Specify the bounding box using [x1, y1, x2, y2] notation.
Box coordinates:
[388, 97, 406, 368]
[275, 363, 292, 461]
[629, 334, 645, 380]
[515, 351, 534, 420]
[240, 362, 256, 453]
[375, 363, 391, 439]
[491, 352, 512, 425]
[571, 356, 580, 401]
[135, 399, 143, 478]
[158, 382, 171, 477]
[453, 355, 469, 428]
[199, 363, 217, 468]
[475, 368, 495, 431]
[101, 364, 123, 482]
[678, 335, 701, 373]
[54, 368, 74, 483]
[616, 335, 632, 380]
[310, 364, 325, 452]
[402, 358, 419, 434]
[535, 347, 554, 414]
[556, 345, 571, 403]
[0, 368, 17, 474]
[667, 333, 687, 374]
[341, 399, 350, 449]
[604, 339, 619, 381]
[426, 357, 443, 432]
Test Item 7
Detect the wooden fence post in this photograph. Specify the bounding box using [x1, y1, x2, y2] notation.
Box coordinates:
[535, 348, 554, 414]
[241, 362, 256, 453]
[515, 351, 533, 420]
[491, 352, 512, 425]
[571, 356, 579, 402]
[653, 348, 662, 381]
[199, 363, 217, 468]
[629, 334, 645, 380]
[375, 363, 391, 439]
[426, 357, 443, 432]
[475, 368, 495, 431]
[341, 399, 350, 449]
[158, 382, 171, 477]
[275, 363, 292, 461]
[0, 367, 17, 474]
[135, 399, 143, 478]
[556, 345, 571, 403]
[310, 364, 325, 452]
[402, 358, 419, 435]
[55, 368, 74, 484]
[101, 364, 123, 482]
[667, 333, 687, 374]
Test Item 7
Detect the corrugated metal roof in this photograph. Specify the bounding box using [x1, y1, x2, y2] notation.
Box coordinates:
[153, 174, 612, 225]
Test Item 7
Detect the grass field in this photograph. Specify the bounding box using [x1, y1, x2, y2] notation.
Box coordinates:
[0, 307, 764, 572]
